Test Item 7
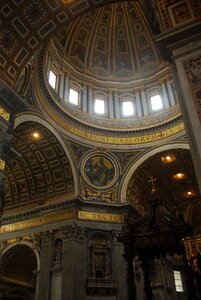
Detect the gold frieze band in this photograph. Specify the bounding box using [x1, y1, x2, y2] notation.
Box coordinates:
[41, 99, 185, 145]
[78, 211, 123, 223]
[0, 210, 124, 234]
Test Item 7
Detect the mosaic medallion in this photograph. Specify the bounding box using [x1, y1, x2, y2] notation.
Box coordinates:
[82, 153, 118, 190]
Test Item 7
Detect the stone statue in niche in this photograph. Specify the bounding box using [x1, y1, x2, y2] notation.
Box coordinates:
[53, 238, 62, 264]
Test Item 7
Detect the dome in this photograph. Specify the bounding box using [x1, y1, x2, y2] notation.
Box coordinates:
[52, 1, 161, 81]
[32, 0, 184, 148]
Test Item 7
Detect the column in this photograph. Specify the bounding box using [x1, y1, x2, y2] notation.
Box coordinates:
[156, 25, 201, 193]
[37, 231, 53, 300]
[61, 226, 74, 300]
[73, 227, 88, 299]
[108, 90, 114, 119]
[124, 254, 136, 300]
[61, 225, 87, 300]
[140, 89, 148, 116]
[166, 80, 176, 106]
[140, 255, 153, 300]
[82, 83, 87, 113]
[114, 91, 120, 118]
[135, 90, 142, 117]
[63, 72, 69, 104]
[113, 232, 128, 300]
[59, 73, 65, 101]
[161, 80, 170, 109]
[173, 46, 201, 193]
[88, 87, 93, 114]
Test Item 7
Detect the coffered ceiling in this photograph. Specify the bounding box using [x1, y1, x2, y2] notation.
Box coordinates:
[3, 121, 74, 213]
[127, 148, 200, 222]
[0, 0, 123, 84]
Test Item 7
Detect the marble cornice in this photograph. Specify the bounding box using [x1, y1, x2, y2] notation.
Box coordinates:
[1, 197, 137, 226]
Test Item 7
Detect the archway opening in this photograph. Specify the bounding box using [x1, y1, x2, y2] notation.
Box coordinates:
[0, 244, 37, 300]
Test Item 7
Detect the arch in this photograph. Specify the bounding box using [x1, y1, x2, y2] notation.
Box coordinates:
[120, 142, 190, 203]
[14, 113, 79, 196]
[0, 241, 38, 300]
[2, 240, 40, 272]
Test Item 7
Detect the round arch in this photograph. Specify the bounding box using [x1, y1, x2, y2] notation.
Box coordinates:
[14, 112, 79, 196]
[120, 142, 190, 203]
[2, 240, 40, 272]
[0, 241, 39, 300]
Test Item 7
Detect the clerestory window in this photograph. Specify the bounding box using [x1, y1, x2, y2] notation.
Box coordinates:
[48, 70, 57, 89]
[95, 99, 105, 114]
[122, 101, 134, 116]
[69, 88, 79, 106]
[150, 94, 163, 111]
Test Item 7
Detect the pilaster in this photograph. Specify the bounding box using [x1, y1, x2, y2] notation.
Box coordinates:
[37, 231, 53, 300]
[156, 22, 201, 193]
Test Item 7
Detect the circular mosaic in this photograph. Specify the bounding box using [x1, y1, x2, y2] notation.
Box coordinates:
[82, 154, 118, 189]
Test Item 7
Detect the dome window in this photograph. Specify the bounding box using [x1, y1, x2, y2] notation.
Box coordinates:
[69, 88, 79, 106]
[95, 99, 105, 115]
[48, 70, 57, 90]
[150, 94, 163, 111]
[122, 101, 134, 116]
